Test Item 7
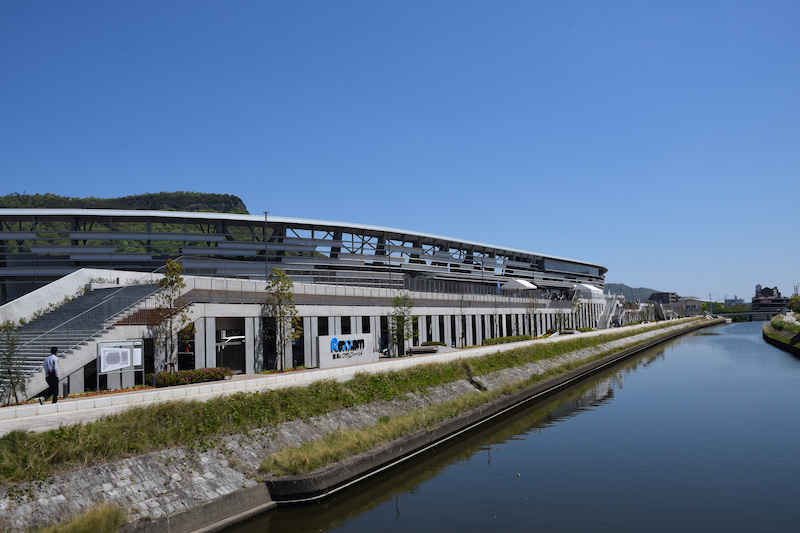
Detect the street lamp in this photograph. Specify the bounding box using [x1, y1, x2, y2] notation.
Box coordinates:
[264, 211, 269, 280]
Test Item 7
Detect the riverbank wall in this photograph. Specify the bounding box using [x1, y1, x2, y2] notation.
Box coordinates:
[0, 319, 723, 533]
[762, 318, 800, 358]
[762, 331, 800, 357]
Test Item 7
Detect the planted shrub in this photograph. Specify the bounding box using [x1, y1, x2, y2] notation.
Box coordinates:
[484, 335, 532, 346]
[146, 367, 234, 388]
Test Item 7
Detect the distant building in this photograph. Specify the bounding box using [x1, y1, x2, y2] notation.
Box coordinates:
[649, 292, 678, 304]
[752, 284, 789, 312]
[723, 296, 744, 307]
[677, 296, 706, 316]
[662, 296, 706, 317]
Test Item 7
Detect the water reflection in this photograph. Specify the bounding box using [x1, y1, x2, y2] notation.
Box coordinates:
[228, 347, 667, 532]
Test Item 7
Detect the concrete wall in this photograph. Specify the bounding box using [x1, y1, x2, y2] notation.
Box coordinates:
[8, 269, 608, 397]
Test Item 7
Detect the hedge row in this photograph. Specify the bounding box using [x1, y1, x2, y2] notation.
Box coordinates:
[145, 367, 234, 388]
[484, 335, 532, 346]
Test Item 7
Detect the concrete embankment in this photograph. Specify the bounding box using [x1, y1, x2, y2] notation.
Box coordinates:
[0, 319, 723, 533]
[762, 313, 800, 357]
[265, 318, 724, 502]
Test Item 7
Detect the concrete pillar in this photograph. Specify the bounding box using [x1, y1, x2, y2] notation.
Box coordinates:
[67, 370, 84, 396]
[194, 319, 205, 370]
[107, 373, 121, 391]
[245, 316, 256, 374]
[419, 316, 428, 344]
[431, 315, 440, 343]
[303, 316, 315, 368]
[282, 323, 293, 370]
[205, 317, 217, 368]
[370, 316, 380, 353]
[254, 316, 265, 372]
[444, 315, 453, 347]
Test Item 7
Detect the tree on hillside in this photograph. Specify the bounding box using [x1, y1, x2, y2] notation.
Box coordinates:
[0, 321, 27, 405]
[389, 293, 415, 356]
[264, 268, 302, 371]
[155, 259, 193, 373]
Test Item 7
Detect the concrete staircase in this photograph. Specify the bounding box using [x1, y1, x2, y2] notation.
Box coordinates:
[2, 284, 159, 400]
[597, 294, 622, 329]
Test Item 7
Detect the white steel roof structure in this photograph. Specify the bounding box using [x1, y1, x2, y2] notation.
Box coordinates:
[0, 209, 606, 303]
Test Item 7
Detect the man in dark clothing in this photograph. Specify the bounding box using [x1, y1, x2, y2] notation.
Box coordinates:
[39, 346, 60, 404]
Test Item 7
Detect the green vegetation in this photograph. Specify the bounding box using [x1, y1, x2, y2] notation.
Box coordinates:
[145, 367, 233, 388]
[484, 335, 532, 345]
[30, 502, 127, 533]
[0, 320, 696, 486]
[763, 314, 800, 348]
[154, 259, 193, 373]
[262, 388, 498, 476]
[261, 323, 684, 475]
[0, 321, 27, 406]
[264, 268, 302, 371]
[389, 293, 415, 356]
[0, 192, 248, 213]
[603, 283, 661, 303]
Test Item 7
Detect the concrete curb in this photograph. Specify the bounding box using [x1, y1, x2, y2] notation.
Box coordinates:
[121, 483, 276, 533]
[265, 318, 725, 502]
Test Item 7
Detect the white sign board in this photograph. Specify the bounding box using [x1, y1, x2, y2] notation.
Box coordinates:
[317, 334, 378, 369]
[97, 340, 143, 375]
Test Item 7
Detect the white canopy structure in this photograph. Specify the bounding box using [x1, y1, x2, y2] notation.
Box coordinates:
[501, 279, 538, 290]
[572, 283, 605, 300]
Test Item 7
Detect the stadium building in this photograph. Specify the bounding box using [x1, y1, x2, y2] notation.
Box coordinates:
[0, 209, 611, 399]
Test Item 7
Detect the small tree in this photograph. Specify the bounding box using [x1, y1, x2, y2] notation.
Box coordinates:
[0, 320, 26, 405]
[264, 268, 302, 371]
[571, 293, 583, 329]
[458, 293, 468, 347]
[527, 290, 540, 337]
[554, 309, 566, 332]
[155, 259, 192, 373]
[389, 293, 415, 356]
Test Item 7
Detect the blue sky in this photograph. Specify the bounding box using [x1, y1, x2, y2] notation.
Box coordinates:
[2, 1, 798, 302]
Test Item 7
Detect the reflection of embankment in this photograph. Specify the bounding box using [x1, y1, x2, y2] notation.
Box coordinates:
[243, 348, 667, 532]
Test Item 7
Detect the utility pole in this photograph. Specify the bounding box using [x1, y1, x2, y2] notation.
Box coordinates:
[264, 211, 269, 282]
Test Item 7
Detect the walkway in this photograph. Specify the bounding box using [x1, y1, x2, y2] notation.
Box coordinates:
[0, 321, 698, 437]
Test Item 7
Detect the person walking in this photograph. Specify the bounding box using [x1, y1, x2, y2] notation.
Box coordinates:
[39, 346, 60, 404]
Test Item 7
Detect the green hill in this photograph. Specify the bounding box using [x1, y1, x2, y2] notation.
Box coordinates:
[604, 283, 662, 302]
[0, 192, 249, 214]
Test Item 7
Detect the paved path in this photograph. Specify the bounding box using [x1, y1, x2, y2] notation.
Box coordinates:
[0, 320, 701, 437]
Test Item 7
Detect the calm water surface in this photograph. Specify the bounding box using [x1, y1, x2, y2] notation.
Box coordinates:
[228, 322, 800, 532]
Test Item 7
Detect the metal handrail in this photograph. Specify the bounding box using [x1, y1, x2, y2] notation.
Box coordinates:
[18, 284, 160, 355]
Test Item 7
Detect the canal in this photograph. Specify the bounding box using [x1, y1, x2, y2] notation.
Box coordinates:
[226, 321, 800, 532]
